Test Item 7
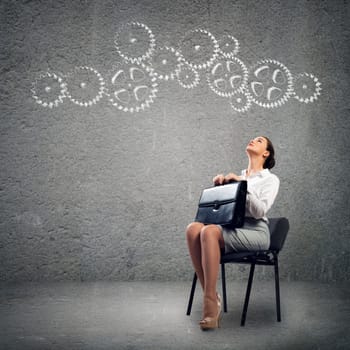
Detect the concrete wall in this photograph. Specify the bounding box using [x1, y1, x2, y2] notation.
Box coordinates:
[0, 0, 349, 282]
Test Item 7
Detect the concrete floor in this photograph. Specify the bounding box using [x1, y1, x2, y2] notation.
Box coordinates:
[0, 281, 349, 350]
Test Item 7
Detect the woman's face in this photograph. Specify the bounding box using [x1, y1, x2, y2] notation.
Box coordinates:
[246, 136, 270, 158]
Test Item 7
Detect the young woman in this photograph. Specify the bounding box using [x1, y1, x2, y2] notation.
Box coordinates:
[186, 136, 280, 330]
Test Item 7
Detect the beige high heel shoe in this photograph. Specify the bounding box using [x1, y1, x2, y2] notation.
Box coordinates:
[216, 292, 221, 309]
[199, 293, 222, 330]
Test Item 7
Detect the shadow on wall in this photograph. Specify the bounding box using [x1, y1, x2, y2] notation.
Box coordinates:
[31, 21, 322, 114]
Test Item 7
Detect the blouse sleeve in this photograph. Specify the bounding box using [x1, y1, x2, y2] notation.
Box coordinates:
[246, 175, 280, 219]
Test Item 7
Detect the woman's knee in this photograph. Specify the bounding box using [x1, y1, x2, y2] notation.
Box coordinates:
[186, 222, 204, 240]
[200, 225, 221, 243]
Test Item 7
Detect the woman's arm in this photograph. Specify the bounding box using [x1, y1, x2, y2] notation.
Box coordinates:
[246, 176, 280, 219]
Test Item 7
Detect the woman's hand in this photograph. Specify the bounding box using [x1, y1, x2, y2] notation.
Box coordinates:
[212, 174, 225, 186]
[224, 172, 241, 183]
[213, 173, 242, 185]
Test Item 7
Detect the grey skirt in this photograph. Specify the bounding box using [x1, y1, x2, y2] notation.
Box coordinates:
[219, 218, 270, 253]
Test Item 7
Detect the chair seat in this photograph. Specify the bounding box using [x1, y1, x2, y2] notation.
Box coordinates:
[221, 251, 256, 263]
[221, 250, 275, 265]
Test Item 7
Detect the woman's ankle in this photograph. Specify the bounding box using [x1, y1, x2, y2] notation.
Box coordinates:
[203, 295, 218, 318]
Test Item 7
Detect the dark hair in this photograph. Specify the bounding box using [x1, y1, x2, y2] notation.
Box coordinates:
[262, 136, 276, 169]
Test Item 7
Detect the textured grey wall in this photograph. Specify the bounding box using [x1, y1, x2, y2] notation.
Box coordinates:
[0, 0, 349, 282]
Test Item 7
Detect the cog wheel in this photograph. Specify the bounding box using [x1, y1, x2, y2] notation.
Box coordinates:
[107, 63, 158, 113]
[229, 89, 252, 113]
[148, 46, 183, 81]
[248, 59, 293, 108]
[65, 66, 106, 107]
[179, 29, 219, 70]
[207, 56, 248, 97]
[293, 72, 322, 103]
[31, 71, 67, 108]
[115, 22, 156, 64]
[176, 63, 200, 89]
[218, 34, 240, 58]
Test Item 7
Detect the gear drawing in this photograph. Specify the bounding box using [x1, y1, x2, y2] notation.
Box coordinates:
[148, 46, 183, 81]
[107, 63, 158, 113]
[179, 29, 219, 70]
[293, 72, 322, 103]
[176, 63, 200, 89]
[218, 34, 240, 58]
[31, 71, 67, 108]
[114, 22, 156, 64]
[31, 21, 322, 114]
[65, 66, 106, 107]
[229, 89, 252, 113]
[248, 59, 294, 108]
[207, 56, 248, 97]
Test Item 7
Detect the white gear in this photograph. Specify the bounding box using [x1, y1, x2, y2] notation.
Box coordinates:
[176, 63, 200, 89]
[218, 34, 240, 58]
[107, 62, 158, 113]
[31, 71, 67, 108]
[115, 22, 156, 64]
[229, 89, 252, 113]
[65, 66, 106, 107]
[179, 29, 219, 70]
[148, 46, 183, 81]
[207, 56, 248, 97]
[248, 59, 294, 108]
[293, 72, 322, 103]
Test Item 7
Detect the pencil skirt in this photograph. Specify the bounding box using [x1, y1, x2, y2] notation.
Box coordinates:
[219, 217, 270, 253]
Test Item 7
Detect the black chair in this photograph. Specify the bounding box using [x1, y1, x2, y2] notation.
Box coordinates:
[186, 217, 289, 326]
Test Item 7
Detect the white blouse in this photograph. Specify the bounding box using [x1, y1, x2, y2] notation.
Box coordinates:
[241, 169, 280, 222]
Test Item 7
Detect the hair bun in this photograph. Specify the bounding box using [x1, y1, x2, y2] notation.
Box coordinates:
[265, 156, 275, 169]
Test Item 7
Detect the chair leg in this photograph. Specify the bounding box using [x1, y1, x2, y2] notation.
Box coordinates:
[221, 263, 227, 313]
[241, 262, 256, 326]
[186, 273, 197, 315]
[274, 254, 281, 322]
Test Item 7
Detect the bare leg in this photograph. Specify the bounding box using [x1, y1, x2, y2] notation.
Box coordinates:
[200, 225, 225, 319]
[186, 222, 205, 289]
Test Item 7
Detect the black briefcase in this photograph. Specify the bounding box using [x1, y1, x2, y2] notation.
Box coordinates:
[195, 181, 247, 228]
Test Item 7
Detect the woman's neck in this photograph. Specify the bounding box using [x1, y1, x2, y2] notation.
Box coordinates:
[247, 156, 264, 176]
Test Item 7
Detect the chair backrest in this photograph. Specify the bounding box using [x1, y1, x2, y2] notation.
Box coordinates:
[268, 217, 289, 252]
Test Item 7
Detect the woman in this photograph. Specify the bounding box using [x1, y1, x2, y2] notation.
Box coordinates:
[186, 136, 280, 330]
